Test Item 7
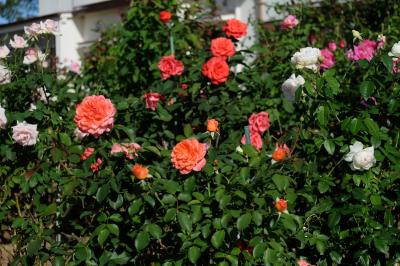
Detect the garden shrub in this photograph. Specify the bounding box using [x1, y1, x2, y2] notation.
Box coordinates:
[1, 0, 400, 265]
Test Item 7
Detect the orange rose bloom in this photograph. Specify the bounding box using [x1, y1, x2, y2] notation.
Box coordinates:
[272, 143, 290, 161]
[132, 164, 149, 180]
[74, 95, 116, 138]
[171, 138, 207, 174]
[207, 119, 219, 132]
[202, 57, 230, 85]
[211, 37, 235, 59]
[159, 11, 172, 23]
[222, 19, 248, 39]
[275, 198, 288, 213]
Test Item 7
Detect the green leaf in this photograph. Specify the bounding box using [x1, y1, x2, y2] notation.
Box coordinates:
[323, 139, 335, 155]
[107, 224, 119, 236]
[146, 224, 162, 239]
[373, 238, 389, 256]
[156, 105, 172, 121]
[272, 174, 289, 191]
[364, 118, 380, 137]
[177, 212, 192, 233]
[98, 228, 110, 246]
[27, 239, 42, 256]
[253, 243, 266, 258]
[211, 230, 225, 248]
[59, 132, 72, 146]
[324, 73, 340, 95]
[188, 246, 201, 264]
[330, 251, 342, 264]
[252, 211, 263, 226]
[183, 124, 193, 137]
[350, 118, 362, 134]
[128, 199, 142, 216]
[316, 105, 329, 127]
[318, 181, 330, 193]
[242, 144, 259, 157]
[135, 231, 150, 251]
[237, 213, 252, 230]
[96, 183, 110, 203]
[316, 240, 326, 254]
[360, 80, 375, 99]
[370, 194, 381, 206]
[39, 203, 57, 216]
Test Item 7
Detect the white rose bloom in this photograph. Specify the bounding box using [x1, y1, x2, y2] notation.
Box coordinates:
[281, 74, 305, 101]
[344, 141, 376, 171]
[35, 87, 49, 103]
[388, 41, 400, 58]
[291, 47, 321, 72]
[9, 35, 28, 49]
[12, 121, 39, 146]
[0, 105, 7, 129]
[74, 128, 88, 141]
[0, 64, 11, 84]
[0, 45, 10, 58]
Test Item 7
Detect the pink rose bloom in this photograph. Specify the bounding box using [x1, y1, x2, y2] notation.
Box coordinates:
[24, 22, 41, 36]
[23, 48, 38, 65]
[241, 131, 263, 150]
[308, 34, 317, 45]
[144, 92, 163, 111]
[346, 39, 377, 61]
[12, 121, 39, 146]
[320, 48, 335, 69]
[327, 42, 337, 51]
[249, 112, 270, 134]
[42, 61, 49, 68]
[10, 35, 27, 49]
[297, 259, 314, 266]
[81, 147, 94, 161]
[392, 58, 399, 74]
[158, 55, 184, 80]
[40, 19, 59, 34]
[111, 143, 141, 160]
[0, 45, 10, 58]
[280, 15, 299, 30]
[70, 61, 81, 74]
[339, 39, 346, 48]
[74, 95, 116, 138]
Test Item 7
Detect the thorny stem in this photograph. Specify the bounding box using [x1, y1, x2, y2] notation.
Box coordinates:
[14, 193, 22, 217]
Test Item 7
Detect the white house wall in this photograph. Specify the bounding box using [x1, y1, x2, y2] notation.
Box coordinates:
[56, 8, 123, 64]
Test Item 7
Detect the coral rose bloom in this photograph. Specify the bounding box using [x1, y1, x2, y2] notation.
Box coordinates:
[74, 95, 116, 138]
[249, 112, 270, 134]
[132, 164, 149, 180]
[241, 130, 263, 150]
[202, 57, 230, 85]
[171, 138, 207, 174]
[158, 55, 184, 80]
[211, 37, 235, 59]
[222, 19, 247, 39]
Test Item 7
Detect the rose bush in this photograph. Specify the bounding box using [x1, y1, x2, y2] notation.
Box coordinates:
[1, 0, 400, 265]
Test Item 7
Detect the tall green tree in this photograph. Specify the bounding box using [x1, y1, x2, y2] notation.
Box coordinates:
[0, 0, 38, 23]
